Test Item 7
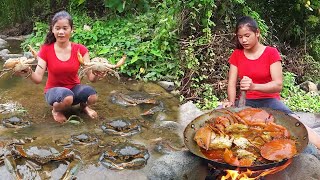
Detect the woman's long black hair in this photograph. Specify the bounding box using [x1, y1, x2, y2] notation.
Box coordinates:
[234, 16, 259, 49]
[44, 10, 73, 45]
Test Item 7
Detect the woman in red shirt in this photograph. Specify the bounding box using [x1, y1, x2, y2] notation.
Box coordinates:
[25, 11, 100, 123]
[225, 16, 320, 149]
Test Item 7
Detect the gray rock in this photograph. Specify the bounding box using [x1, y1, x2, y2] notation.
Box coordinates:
[3, 53, 24, 60]
[299, 81, 318, 94]
[295, 112, 320, 129]
[147, 151, 207, 180]
[157, 81, 175, 91]
[266, 154, 320, 180]
[5, 35, 27, 41]
[24, 52, 34, 59]
[0, 49, 10, 60]
[178, 101, 205, 129]
[0, 38, 8, 49]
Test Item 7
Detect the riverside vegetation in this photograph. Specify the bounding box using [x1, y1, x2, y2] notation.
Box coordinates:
[1, 0, 319, 112]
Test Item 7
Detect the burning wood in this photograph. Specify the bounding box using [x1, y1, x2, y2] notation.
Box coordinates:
[220, 159, 292, 180]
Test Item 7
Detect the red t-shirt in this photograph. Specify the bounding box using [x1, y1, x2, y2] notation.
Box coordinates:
[228, 46, 281, 99]
[38, 43, 88, 92]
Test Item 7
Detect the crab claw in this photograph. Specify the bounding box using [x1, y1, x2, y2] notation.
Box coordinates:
[28, 45, 38, 59]
[114, 55, 127, 68]
[77, 50, 85, 65]
[223, 148, 240, 166]
[194, 126, 212, 150]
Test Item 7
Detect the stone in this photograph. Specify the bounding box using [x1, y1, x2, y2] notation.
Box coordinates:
[266, 154, 320, 180]
[299, 81, 318, 94]
[178, 101, 205, 129]
[157, 81, 175, 91]
[0, 49, 10, 60]
[146, 151, 207, 180]
[0, 38, 8, 49]
[295, 112, 320, 129]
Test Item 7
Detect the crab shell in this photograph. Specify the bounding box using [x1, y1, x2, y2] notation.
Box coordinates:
[77, 50, 126, 68]
[99, 142, 150, 170]
[3, 57, 35, 74]
[260, 139, 297, 161]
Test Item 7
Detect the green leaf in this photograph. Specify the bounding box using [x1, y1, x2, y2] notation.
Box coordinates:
[78, 0, 86, 5]
[150, 49, 162, 57]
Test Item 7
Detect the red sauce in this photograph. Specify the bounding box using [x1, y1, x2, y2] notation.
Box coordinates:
[201, 148, 225, 162]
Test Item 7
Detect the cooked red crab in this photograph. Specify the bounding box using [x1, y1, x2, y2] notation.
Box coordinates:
[260, 139, 297, 161]
[237, 108, 274, 124]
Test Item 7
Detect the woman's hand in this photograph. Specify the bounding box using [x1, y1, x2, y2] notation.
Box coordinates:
[222, 100, 235, 108]
[240, 76, 254, 90]
[13, 67, 32, 78]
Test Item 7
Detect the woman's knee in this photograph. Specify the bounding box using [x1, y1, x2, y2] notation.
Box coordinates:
[71, 85, 97, 105]
[87, 94, 98, 105]
[63, 95, 74, 106]
[45, 87, 74, 106]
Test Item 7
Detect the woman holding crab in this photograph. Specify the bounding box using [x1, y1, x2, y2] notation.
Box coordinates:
[23, 10, 100, 123]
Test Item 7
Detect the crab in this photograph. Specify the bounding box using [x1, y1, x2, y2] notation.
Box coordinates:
[101, 118, 141, 137]
[140, 101, 165, 116]
[99, 142, 150, 170]
[2, 116, 31, 128]
[77, 51, 126, 80]
[260, 139, 297, 161]
[194, 108, 296, 166]
[110, 91, 158, 107]
[0, 45, 38, 78]
[237, 108, 274, 124]
[3, 142, 82, 179]
[70, 133, 99, 146]
[150, 137, 184, 154]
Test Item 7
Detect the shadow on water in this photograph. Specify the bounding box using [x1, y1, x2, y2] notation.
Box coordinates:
[0, 58, 183, 179]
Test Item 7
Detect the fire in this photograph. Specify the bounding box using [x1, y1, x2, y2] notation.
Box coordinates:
[221, 159, 292, 180]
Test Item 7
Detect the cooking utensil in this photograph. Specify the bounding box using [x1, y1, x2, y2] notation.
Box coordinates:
[183, 107, 309, 171]
[238, 91, 246, 108]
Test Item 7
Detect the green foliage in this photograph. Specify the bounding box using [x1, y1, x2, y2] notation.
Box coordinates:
[0, 0, 34, 29]
[242, 6, 269, 38]
[281, 72, 320, 113]
[21, 22, 48, 49]
[20, 0, 320, 113]
[310, 35, 320, 61]
[23, 2, 181, 82]
[300, 55, 320, 82]
[189, 75, 219, 110]
[73, 0, 150, 14]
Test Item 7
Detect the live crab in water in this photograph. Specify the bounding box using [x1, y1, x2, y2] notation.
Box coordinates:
[194, 108, 297, 167]
[77, 51, 126, 80]
[101, 118, 141, 137]
[99, 141, 150, 170]
[109, 91, 165, 116]
[1, 138, 82, 180]
[0, 45, 38, 78]
[2, 116, 31, 128]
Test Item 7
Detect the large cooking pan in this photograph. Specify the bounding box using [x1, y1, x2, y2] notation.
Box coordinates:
[183, 107, 309, 171]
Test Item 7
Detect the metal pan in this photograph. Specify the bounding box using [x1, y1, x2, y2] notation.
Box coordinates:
[183, 107, 309, 171]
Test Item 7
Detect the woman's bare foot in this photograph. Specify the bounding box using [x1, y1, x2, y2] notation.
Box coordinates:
[82, 106, 98, 119]
[52, 110, 67, 123]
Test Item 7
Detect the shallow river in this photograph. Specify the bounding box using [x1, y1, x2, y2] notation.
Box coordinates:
[0, 40, 182, 179]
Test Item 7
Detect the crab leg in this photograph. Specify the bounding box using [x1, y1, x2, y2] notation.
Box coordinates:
[4, 153, 22, 180]
[28, 45, 38, 59]
[61, 157, 83, 180]
[106, 55, 127, 68]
